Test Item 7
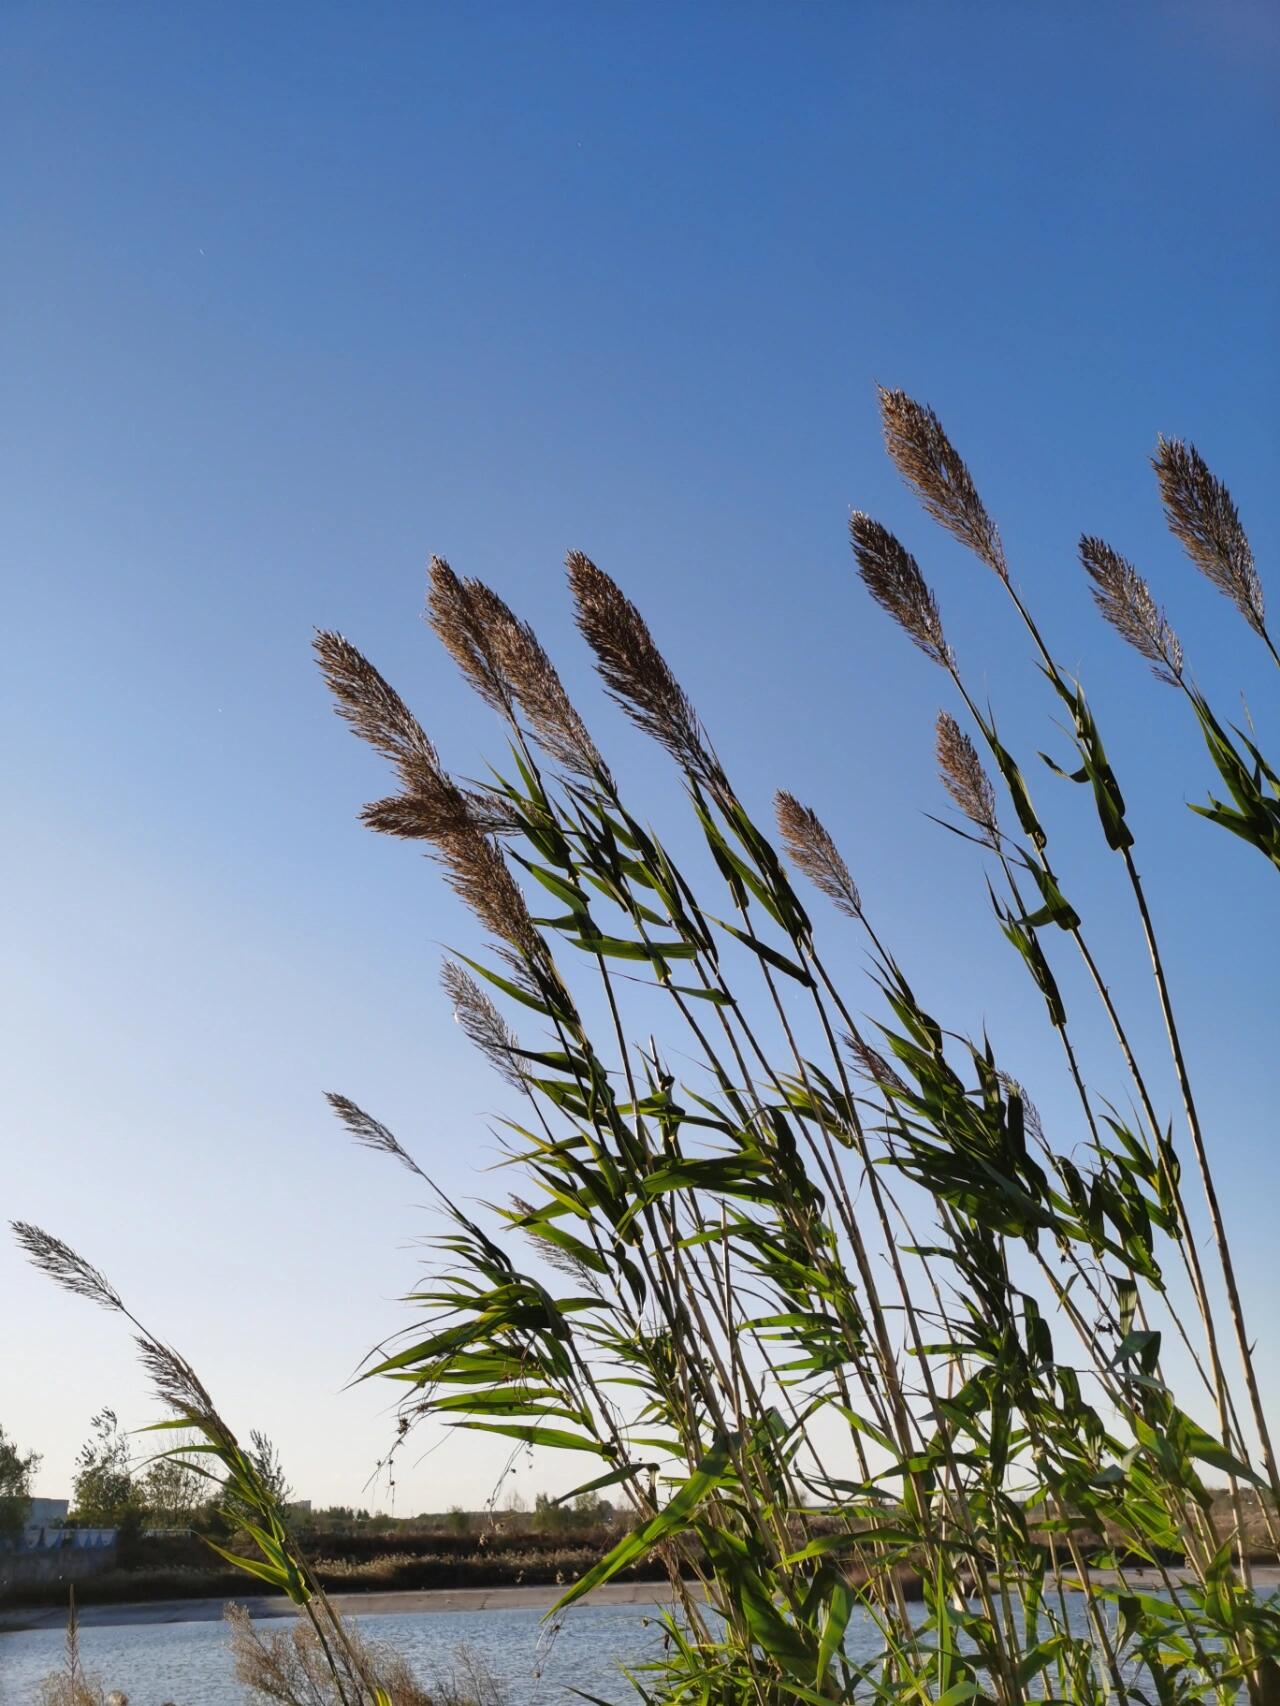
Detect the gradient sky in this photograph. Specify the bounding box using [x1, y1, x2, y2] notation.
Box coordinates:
[3, 1, 1277, 1514]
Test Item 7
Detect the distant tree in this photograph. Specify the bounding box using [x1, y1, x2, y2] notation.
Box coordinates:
[0, 1423, 41, 1537]
[532, 1489, 614, 1534]
[72, 1409, 140, 1528]
[444, 1504, 472, 1535]
[139, 1433, 204, 1527]
[222, 1430, 294, 1532]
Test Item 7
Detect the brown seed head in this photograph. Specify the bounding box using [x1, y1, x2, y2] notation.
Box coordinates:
[510, 1196, 596, 1288]
[427, 557, 514, 716]
[12, 1221, 124, 1312]
[440, 829, 544, 967]
[326, 1092, 427, 1178]
[1080, 536, 1183, 684]
[445, 573, 609, 782]
[844, 1033, 907, 1096]
[849, 514, 953, 668]
[440, 961, 526, 1090]
[774, 792, 861, 918]
[134, 1338, 224, 1436]
[567, 550, 717, 784]
[315, 632, 542, 964]
[935, 712, 999, 843]
[314, 631, 439, 787]
[1153, 436, 1262, 635]
[878, 388, 1007, 578]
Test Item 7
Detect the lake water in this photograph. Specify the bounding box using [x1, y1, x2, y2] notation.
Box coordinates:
[0, 1586, 1182, 1705]
[2, 1602, 673, 1705]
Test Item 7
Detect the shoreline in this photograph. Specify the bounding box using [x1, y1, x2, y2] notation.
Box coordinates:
[0, 1579, 697, 1634]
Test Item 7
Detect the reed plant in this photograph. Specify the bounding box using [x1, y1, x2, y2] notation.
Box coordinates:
[314, 398, 1278, 1705]
[14, 389, 1277, 1705]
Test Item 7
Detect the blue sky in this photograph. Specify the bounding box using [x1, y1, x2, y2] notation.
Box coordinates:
[3, 1, 1277, 1511]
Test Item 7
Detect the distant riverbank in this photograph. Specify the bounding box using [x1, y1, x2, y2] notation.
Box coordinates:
[0, 1578, 699, 1633]
[7, 1566, 1273, 1636]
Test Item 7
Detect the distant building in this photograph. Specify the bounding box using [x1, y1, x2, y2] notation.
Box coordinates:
[27, 1498, 70, 1528]
[9, 1498, 115, 1553]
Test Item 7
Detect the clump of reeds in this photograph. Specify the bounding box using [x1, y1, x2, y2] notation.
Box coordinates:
[227, 1601, 478, 1706]
[299, 387, 1279, 1706]
[17, 385, 1280, 1706]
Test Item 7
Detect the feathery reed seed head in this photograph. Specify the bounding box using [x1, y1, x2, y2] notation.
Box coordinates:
[845, 1034, 907, 1096]
[12, 1221, 124, 1312]
[440, 961, 526, 1090]
[774, 792, 861, 918]
[326, 1092, 426, 1178]
[134, 1338, 225, 1437]
[313, 632, 439, 784]
[1153, 436, 1263, 634]
[510, 1195, 595, 1287]
[437, 565, 608, 782]
[935, 712, 999, 842]
[314, 632, 542, 963]
[849, 515, 953, 668]
[1080, 536, 1184, 684]
[427, 557, 514, 716]
[878, 388, 1007, 578]
[567, 550, 716, 784]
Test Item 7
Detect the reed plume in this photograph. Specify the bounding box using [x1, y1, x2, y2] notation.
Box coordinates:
[326, 1092, 427, 1179]
[427, 557, 515, 717]
[313, 631, 438, 781]
[774, 791, 861, 918]
[430, 559, 607, 783]
[1080, 535, 1184, 684]
[849, 514, 952, 667]
[935, 711, 999, 843]
[1153, 437, 1263, 636]
[440, 961, 526, 1090]
[11, 1222, 124, 1312]
[134, 1338, 225, 1437]
[510, 1195, 596, 1288]
[567, 550, 717, 784]
[844, 1032, 907, 1095]
[315, 632, 543, 967]
[878, 387, 1007, 578]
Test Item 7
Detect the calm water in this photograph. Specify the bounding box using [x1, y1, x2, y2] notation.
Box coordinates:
[1, 1602, 672, 1705]
[0, 1591, 1146, 1704]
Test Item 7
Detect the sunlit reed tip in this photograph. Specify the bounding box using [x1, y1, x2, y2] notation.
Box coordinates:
[935, 712, 999, 844]
[1080, 536, 1184, 684]
[774, 792, 861, 918]
[1153, 437, 1262, 636]
[849, 514, 953, 668]
[877, 387, 1007, 579]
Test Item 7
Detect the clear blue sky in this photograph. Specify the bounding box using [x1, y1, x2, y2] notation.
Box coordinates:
[3, 1, 1277, 1512]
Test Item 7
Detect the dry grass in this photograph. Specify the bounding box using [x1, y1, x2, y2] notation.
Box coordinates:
[35, 1595, 106, 1706]
[227, 1602, 506, 1706]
